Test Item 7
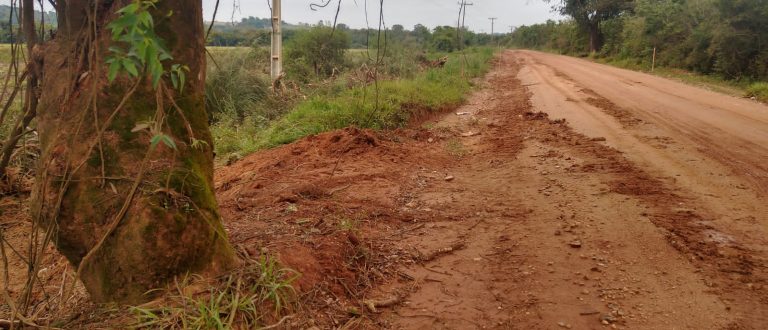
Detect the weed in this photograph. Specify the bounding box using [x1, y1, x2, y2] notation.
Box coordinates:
[338, 217, 357, 232]
[747, 82, 768, 103]
[131, 255, 298, 329]
[445, 138, 468, 157]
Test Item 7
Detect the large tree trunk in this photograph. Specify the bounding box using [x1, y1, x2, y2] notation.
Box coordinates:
[588, 21, 604, 53]
[32, 0, 235, 304]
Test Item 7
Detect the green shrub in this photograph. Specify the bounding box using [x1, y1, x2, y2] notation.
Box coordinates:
[284, 27, 351, 80]
[747, 82, 768, 102]
[205, 49, 270, 122]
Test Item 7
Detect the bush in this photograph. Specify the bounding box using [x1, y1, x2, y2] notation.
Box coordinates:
[205, 48, 270, 122]
[747, 82, 768, 103]
[284, 27, 351, 80]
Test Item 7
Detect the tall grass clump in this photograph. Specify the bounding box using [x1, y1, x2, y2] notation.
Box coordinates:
[747, 82, 768, 103]
[206, 47, 302, 156]
[131, 255, 298, 330]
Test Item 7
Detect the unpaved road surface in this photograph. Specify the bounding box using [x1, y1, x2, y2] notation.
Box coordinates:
[215, 50, 767, 329]
[371, 51, 768, 329]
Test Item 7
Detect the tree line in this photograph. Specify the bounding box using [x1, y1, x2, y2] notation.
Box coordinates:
[509, 0, 768, 80]
[208, 18, 496, 52]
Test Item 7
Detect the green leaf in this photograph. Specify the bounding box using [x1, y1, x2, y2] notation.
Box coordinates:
[107, 0, 179, 91]
[170, 72, 179, 89]
[160, 135, 177, 150]
[107, 60, 121, 82]
[150, 134, 162, 148]
[178, 71, 186, 94]
[150, 134, 177, 150]
[116, 3, 139, 14]
[122, 59, 139, 77]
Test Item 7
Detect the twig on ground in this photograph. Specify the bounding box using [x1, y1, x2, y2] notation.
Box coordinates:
[363, 295, 400, 313]
[419, 241, 466, 262]
[259, 314, 293, 330]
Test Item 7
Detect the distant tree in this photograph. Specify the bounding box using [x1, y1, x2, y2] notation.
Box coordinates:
[285, 26, 351, 79]
[710, 0, 768, 79]
[546, 0, 633, 52]
[413, 24, 432, 46]
[432, 26, 458, 52]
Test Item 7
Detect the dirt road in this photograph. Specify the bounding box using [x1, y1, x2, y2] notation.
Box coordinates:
[350, 50, 766, 329]
[213, 50, 768, 329]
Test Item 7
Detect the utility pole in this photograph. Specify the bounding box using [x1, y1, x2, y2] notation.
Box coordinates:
[271, 0, 282, 86]
[462, 2, 474, 31]
[457, 1, 473, 49]
[489, 17, 497, 46]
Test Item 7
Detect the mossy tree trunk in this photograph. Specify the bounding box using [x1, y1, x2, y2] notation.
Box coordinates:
[32, 0, 236, 304]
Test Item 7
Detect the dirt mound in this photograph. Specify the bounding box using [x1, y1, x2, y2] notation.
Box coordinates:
[214, 126, 455, 321]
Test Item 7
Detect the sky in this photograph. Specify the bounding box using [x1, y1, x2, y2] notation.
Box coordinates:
[0, 0, 562, 33]
[203, 0, 562, 33]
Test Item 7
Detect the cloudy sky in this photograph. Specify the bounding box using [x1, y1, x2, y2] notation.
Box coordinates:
[2, 0, 562, 33]
[203, 0, 562, 33]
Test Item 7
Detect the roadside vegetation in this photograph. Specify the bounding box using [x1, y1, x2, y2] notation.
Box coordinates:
[0, 22, 495, 168]
[206, 25, 495, 161]
[507, 0, 768, 102]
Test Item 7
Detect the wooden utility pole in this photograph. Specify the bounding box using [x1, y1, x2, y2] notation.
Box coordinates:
[462, 2, 474, 31]
[271, 0, 282, 85]
[457, 1, 473, 77]
[489, 17, 497, 46]
[457, 1, 473, 49]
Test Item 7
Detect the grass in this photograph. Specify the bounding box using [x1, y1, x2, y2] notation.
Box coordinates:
[131, 255, 298, 329]
[0, 44, 29, 147]
[595, 56, 765, 100]
[445, 138, 468, 157]
[212, 47, 495, 158]
[747, 82, 768, 103]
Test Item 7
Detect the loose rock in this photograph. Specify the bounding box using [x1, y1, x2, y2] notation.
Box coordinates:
[569, 240, 583, 248]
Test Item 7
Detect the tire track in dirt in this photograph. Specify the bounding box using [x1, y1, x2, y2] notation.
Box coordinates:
[370, 53, 765, 329]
